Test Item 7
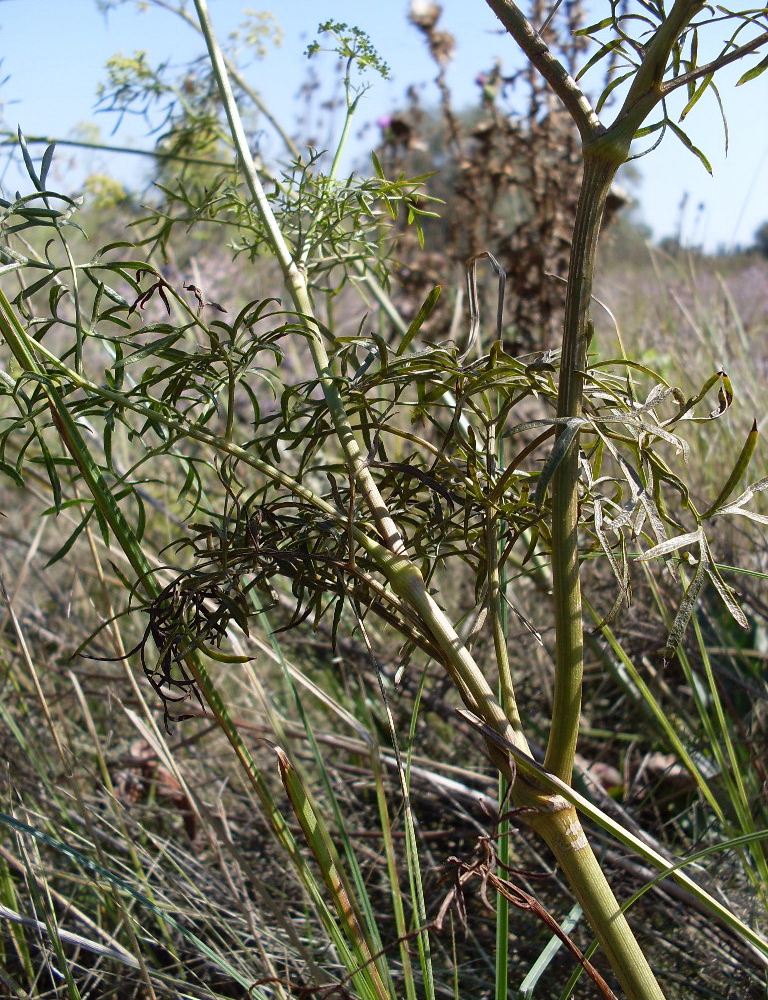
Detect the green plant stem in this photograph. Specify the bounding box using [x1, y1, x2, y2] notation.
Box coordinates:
[0, 133, 238, 172]
[486, 519, 525, 739]
[193, 3, 541, 772]
[526, 806, 665, 1000]
[480, 4, 726, 996]
[371, 547, 530, 758]
[297, 66, 356, 270]
[662, 30, 768, 94]
[539, 0, 726, 791]
[621, 0, 706, 117]
[535, 142, 670, 1000]
[328, 63, 358, 181]
[194, 0, 406, 557]
[195, 0, 536, 774]
[546, 154, 618, 786]
[488, 495, 512, 1000]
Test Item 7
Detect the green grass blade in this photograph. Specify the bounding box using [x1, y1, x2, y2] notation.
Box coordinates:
[519, 902, 583, 997]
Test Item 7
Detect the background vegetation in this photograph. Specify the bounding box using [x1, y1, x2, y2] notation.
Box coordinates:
[0, 2, 767, 999]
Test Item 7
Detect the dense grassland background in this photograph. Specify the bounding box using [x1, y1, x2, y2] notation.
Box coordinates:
[1, 3, 767, 999]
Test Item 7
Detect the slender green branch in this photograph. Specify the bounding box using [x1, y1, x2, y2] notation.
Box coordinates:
[486, 517, 526, 740]
[328, 60, 359, 181]
[191, 2, 541, 779]
[297, 63, 359, 270]
[661, 30, 768, 93]
[619, 0, 706, 121]
[491, 507, 512, 1000]
[0, 133, 237, 171]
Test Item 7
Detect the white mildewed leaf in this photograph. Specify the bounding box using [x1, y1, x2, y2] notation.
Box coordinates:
[722, 509, 768, 525]
[608, 414, 688, 458]
[630, 502, 648, 538]
[665, 552, 708, 660]
[645, 500, 668, 544]
[716, 475, 768, 514]
[705, 563, 748, 630]
[594, 497, 626, 596]
[636, 528, 703, 561]
[636, 382, 676, 413]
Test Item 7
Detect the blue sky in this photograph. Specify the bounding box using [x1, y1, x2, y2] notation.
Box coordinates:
[1, 0, 766, 251]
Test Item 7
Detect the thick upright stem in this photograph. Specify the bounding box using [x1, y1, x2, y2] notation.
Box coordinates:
[545, 153, 619, 784]
[536, 148, 671, 998]
[527, 806, 666, 1000]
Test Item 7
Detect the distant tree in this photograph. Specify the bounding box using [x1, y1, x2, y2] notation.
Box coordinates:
[658, 235, 683, 256]
[754, 220, 768, 257]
